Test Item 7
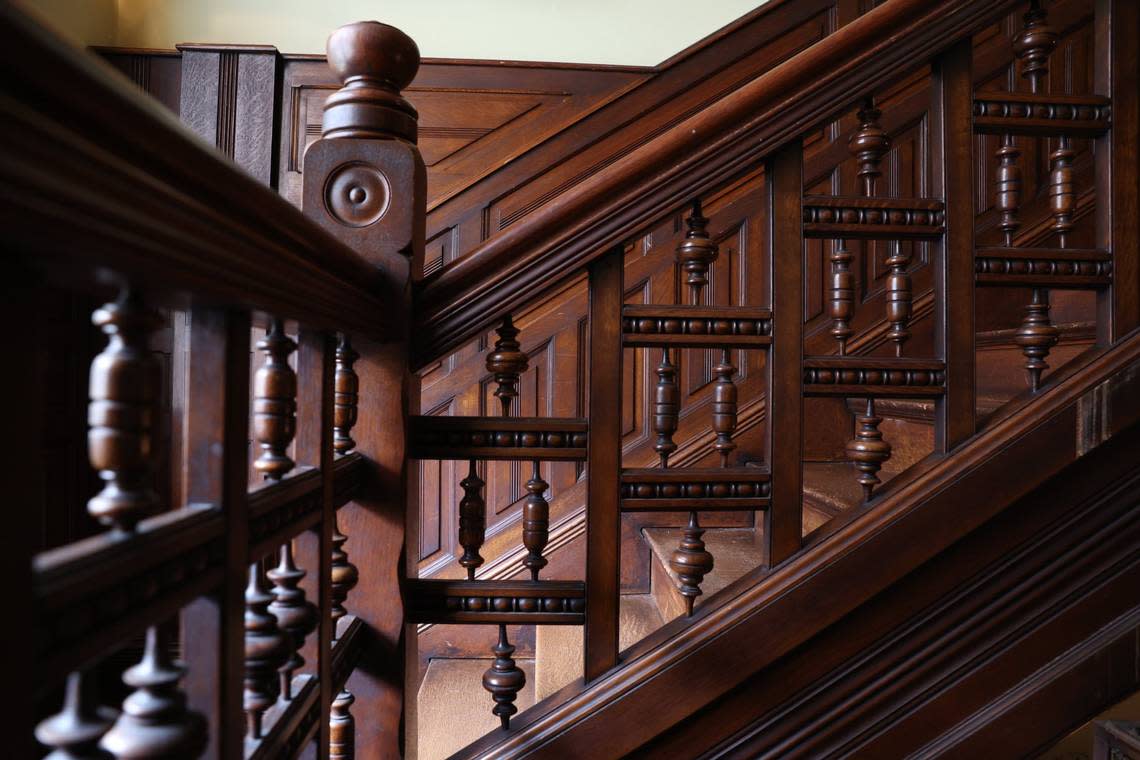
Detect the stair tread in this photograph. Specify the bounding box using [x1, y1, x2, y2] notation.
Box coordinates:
[532, 593, 665, 703]
[417, 657, 537, 760]
[643, 527, 761, 604]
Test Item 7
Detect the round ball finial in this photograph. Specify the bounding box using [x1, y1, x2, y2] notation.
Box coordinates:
[322, 21, 421, 141]
[327, 21, 420, 92]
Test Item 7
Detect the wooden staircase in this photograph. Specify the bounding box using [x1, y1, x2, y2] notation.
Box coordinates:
[11, 0, 1140, 758]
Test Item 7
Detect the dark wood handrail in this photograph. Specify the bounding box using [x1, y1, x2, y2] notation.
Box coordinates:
[412, 0, 1019, 366]
[0, 4, 391, 341]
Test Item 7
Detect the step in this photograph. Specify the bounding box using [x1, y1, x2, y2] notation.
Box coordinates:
[644, 526, 763, 621]
[533, 593, 665, 702]
[417, 656, 537, 760]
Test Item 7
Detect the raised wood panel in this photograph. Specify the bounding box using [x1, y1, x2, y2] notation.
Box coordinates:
[276, 57, 649, 230]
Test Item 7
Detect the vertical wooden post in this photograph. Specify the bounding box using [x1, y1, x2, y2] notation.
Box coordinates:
[765, 141, 804, 567]
[301, 21, 425, 759]
[1095, 0, 1140, 344]
[931, 38, 976, 453]
[585, 245, 624, 682]
[297, 330, 336, 758]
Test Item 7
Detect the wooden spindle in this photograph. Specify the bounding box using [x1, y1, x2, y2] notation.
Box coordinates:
[1013, 0, 1058, 94]
[1010, 0, 1060, 392]
[676, 199, 719, 303]
[522, 460, 549, 580]
[850, 97, 890, 197]
[100, 626, 206, 759]
[482, 624, 526, 730]
[1050, 136, 1076, 247]
[995, 135, 1023, 246]
[36, 672, 113, 760]
[87, 290, 162, 533]
[846, 398, 892, 501]
[885, 243, 913, 356]
[829, 241, 855, 354]
[486, 315, 528, 417]
[333, 334, 359, 455]
[253, 318, 297, 480]
[712, 350, 737, 465]
[653, 349, 679, 466]
[330, 690, 355, 760]
[669, 512, 715, 617]
[330, 515, 360, 631]
[243, 562, 290, 739]
[267, 542, 318, 700]
[1015, 288, 1060, 392]
[458, 459, 486, 579]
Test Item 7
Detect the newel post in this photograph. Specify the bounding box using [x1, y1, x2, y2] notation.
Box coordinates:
[302, 21, 426, 760]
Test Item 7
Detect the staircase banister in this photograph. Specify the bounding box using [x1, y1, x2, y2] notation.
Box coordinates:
[0, 3, 392, 341]
[412, 0, 1019, 368]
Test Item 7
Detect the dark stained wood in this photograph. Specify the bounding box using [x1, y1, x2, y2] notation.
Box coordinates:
[846, 398, 892, 501]
[408, 416, 589, 461]
[620, 468, 771, 512]
[458, 460, 487, 579]
[483, 624, 527, 730]
[86, 291, 163, 532]
[486, 315, 529, 417]
[669, 512, 716, 617]
[101, 624, 207, 758]
[177, 44, 280, 187]
[1095, 722, 1140, 760]
[268, 542, 319, 700]
[766, 140, 804, 566]
[1095, 0, 1140, 343]
[802, 195, 945, 240]
[329, 690, 355, 760]
[406, 579, 586, 625]
[652, 349, 679, 465]
[975, 246, 1112, 287]
[244, 562, 291, 738]
[456, 331, 1140, 760]
[802, 356, 947, 398]
[333, 336, 360, 456]
[35, 671, 114, 758]
[252, 319, 298, 481]
[413, 0, 1021, 366]
[621, 306, 772, 348]
[0, 7, 388, 341]
[585, 245, 624, 681]
[931, 37, 976, 452]
[972, 92, 1111, 136]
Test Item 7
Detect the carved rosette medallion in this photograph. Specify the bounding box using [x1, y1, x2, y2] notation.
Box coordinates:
[325, 162, 391, 227]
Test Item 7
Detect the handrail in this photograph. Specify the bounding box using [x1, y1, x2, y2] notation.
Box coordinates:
[412, 0, 1019, 366]
[0, 4, 391, 341]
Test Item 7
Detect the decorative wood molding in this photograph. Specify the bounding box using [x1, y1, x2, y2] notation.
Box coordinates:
[408, 416, 588, 461]
[621, 306, 772, 348]
[802, 357, 946, 397]
[974, 246, 1112, 288]
[620, 468, 771, 512]
[407, 579, 586, 625]
[973, 92, 1112, 136]
[801, 195, 945, 240]
[455, 331, 1140, 759]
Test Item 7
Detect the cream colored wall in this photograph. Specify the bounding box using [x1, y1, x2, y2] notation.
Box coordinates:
[18, 0, 765, 65]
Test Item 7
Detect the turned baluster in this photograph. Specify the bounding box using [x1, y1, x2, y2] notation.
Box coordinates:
[653, 349, 679, 466]
[669, 512, 715, 617]
[849, 98, 890, 197]
[331, 516, 360, 633]
[995, 135, 1023, 246]
[1015, 289, 1059, 392]
[100, 626, 206, 759]
[846, 399, 892, 501]
[36, 672, 113, 759]
[676, 199, 719, 301]
[458, 459, 486, 579]
[330, 690, 355, 760]
[487, 315, 528, 417]
[522, 460, 549, 580]
[712, 351, 737, 465]
[1050, 136, 1076, 247]
[244, 562, 290, 739]
[253, 318, 297, 480]
[267, 542, 318, 700]
[482, 624, 526, 730]
[829, 241, 855, 355]
[1011, 0, 1060, 392]
[87, 290, 162, 533]
[334, 334, 359, 455]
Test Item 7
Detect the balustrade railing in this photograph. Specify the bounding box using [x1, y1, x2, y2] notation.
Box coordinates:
[7, 5, 417, 757]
